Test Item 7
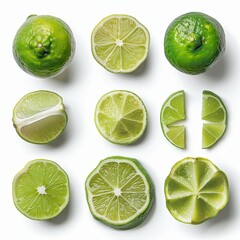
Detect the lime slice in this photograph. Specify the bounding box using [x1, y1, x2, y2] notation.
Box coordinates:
[91, 14, 150, 73]
[164, 157, 229, 224]
[12, 90, 67, 144]
[160, 90, 186, 148]
[85, 156, 154, 229]
[202, 90, 227, 148]
[12, 159, 70, 220]
[94, 90, 147, 144]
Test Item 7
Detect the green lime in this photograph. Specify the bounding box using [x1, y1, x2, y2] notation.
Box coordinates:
[160, 90, 186, 149]
[85, 156, 154, 229]
[12, 159, 70, 220]
[164, 157, 229, 224]
[13, 15, 75, 78]
[95, 90, 147, 144]
[164, 12, 225, 74]
[12, 90, 67, 144]
[91, 14, 150, 73]
[202, 90, 227, 148]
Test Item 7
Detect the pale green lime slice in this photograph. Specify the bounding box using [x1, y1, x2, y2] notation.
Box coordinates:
[94, 90, 147, 144]
[91, 14, 150, 73]
[12, 90, 67, 144]
[164, 157, 229, 224]
[160, 90, 186, 148]
[12, 159, 70, 220]
[85, 156, 154, 229]
[202, 90, 227, 148]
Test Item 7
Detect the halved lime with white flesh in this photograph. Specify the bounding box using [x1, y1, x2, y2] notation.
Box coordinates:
[95, 90, 147, 144]
[160, 90, 186, 148]
[91, 14, 150, 73]
[12, 159, 70, 220]
[202, 90, 227, 148]
[164, 157, 229, 224]
[12, 90, 67, 144]
[85, 156, 154, 229]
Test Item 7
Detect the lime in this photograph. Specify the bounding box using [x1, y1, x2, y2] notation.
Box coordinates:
[91, 14, 150, 73]
[164, 157, 229, 224]
[95, 90, 147, 144]
[202, 90, 227, 148]
[12, 90, 67, 144]
[85, 156, 154, 229]
[164, 12, 225, 74]
[13, 15, 75, 78]
[12, 159, 70, 220]
[160, 90, 186, 149]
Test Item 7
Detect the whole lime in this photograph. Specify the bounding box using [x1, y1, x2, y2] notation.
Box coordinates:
[13, 15, 75, 78]
[164, 12, 225, 75]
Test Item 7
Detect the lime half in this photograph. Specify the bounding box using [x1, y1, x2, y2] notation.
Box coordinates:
[160, 90, 186, 148]
[85, 156, 154, 229]
[164, 157, 229, 224]
[12, 159, 70, 220]
[202, 90, 227, 148]
[12, 90, 67, 144]
[91, 14, 150, 73]
[95, 90, 147, 144]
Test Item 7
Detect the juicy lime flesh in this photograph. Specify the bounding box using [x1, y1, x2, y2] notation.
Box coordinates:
[160, 90, 186, 148]
[165, 157, 229, 224]
[13, 159, 70, 220]
[164, 12, 225, 74]
[95, 91, 147, 144]
[92, 15, 149, 73]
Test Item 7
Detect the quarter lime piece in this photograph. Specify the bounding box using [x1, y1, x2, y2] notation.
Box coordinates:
[160, 90, 186, 149]
[91, 14, 150, 73]
[164, 157, 229, 224]
[12, 90, 67, 144]
[85, 156, 154, 229]
[12, 159, 70, 220]
[202, 90, 227, 148]
[95, 90, 147, 144]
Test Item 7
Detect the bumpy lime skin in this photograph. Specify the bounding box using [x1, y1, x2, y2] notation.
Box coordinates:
[164, 12, 225, 75]
[13, 15, 75, 78]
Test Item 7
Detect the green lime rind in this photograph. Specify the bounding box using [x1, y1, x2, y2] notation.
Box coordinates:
[85, 156, 155, 230]
[12, 159, 70, 220]
[164, 12, 225, 75]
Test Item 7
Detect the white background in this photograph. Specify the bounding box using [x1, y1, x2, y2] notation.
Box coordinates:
[1, 0, 239, 239]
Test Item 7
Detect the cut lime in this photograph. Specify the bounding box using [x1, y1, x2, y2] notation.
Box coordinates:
[85, 156, 154, 229]
[91, 14, 150, 73]
[202, 90, 227, 148]
[12, 159, 70, 220]
[160, 90, 186, 148]
[12, 90, 67, 144]
[164, 157, 229, 224]
[95, 90, 147, 144]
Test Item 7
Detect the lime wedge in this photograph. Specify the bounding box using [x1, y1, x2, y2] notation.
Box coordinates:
[164, 157, 229, 224]
[202, 90, 227, 148]
[91, 14, 150, 73]
[160, 90, 186, 148]
[12, 159, 70, 220]
[12, 90, 67, 144]
[94, 90, 147, 144]
[85, 156, 154, 229]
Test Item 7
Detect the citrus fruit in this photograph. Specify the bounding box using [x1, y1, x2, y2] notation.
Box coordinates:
[85, 156, 154, 229]
[13, 15, 75, 78]
[91, 14, 150, 73]
[202, 90, 227, 148]
[95, 90, 147, 144]
[12, 159, 70, 220]
[160, 90, 186, 149]
[164, 157, 229, 224]
[12, 90, 67, 144]
[164, 12, 225, 74]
